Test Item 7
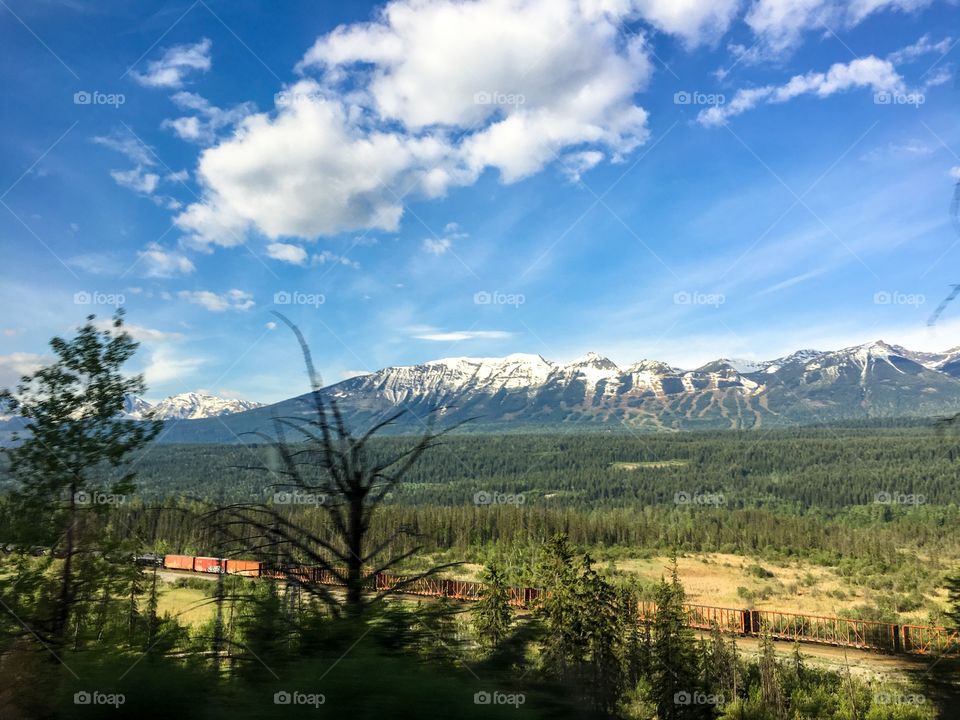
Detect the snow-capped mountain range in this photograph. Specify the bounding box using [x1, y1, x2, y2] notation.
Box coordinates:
[6, 341, 960, 443]
[325, 341, 960, 406]
[125, 393, 264, 421]
[148, 340, 960, 441]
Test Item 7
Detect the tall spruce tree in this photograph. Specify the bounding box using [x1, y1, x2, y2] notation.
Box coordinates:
[473, 564, 512, 652]
[652, 559, 705, 720]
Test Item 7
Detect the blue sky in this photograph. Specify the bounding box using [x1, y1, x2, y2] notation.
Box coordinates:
[2, 0, 960, 402]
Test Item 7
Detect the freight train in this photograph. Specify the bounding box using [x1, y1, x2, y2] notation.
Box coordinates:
[153, 553, 959, 657]
[154, 553, 542, 607]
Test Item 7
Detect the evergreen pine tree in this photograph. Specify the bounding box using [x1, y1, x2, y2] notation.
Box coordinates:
[652, 558, 704, 720]
[473, 564, 512, 652]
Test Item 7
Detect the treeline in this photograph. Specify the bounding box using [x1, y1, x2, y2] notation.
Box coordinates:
[90, 425, 960, 508]
[102, 502, 960, 580]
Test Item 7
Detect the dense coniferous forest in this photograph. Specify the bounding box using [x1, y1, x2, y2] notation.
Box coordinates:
[88, 422, 960, 508]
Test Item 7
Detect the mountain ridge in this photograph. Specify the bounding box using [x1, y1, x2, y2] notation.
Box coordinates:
[142, 340, 960, 442]
[125, 393, 264, 421]
[5, 340, 960, 443]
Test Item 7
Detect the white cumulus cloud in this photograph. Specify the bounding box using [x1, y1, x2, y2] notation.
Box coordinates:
[137, 243, 196, 278]
[0, 352, 47, 390]
[176, 0, 657, 248]
[265, 242, 308, 265]
[631, 0, 742, 46]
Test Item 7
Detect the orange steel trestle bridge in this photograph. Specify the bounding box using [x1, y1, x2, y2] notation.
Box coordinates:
[160, 554, 960, 658]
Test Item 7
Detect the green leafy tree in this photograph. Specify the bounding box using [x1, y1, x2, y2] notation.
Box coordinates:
[0, 311, 160, 647]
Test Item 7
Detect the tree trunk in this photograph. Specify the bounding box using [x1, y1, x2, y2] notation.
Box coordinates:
[53, 484, 77, 646]
[346, 492, 364, 614]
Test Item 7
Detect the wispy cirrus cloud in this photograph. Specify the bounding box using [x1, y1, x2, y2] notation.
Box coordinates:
[888, 33, 953, 64]
[423, 222, 467, 256]
[698, 56, 903, 126]
[162, 91, 255, 145]
[93, 132, 184, 208]
[132, 38, 212, 88]
[143, 345, 205, 386]
[413, 330, 513, 342]
[742, 0, 937, 60]
[178, 289, 255, 312]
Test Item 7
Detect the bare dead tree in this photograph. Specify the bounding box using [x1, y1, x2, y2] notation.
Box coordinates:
[212, 312, 470, 617]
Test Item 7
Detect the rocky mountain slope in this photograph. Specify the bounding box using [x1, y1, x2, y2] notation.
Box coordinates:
[125, 393, 263, 421]
[148, 340, 960, 441]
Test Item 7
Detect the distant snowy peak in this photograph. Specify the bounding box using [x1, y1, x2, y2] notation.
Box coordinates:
[342, 353, 557, 404]
[564, 351, 619, 371]
[152, 393, 264, 420]
[812, 341, 926, 373]
[695, 358, 761, 374]
[777, 349, 824, 364]
[724, 358, 765, 374]
[628, 360, 679, 375]
[424, 353, 554, 377]
[126, 393, 263, 421]
[123, 395, 153, 418]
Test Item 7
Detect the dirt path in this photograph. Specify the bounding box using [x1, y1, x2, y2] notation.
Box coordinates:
[723, 633, 938, 680]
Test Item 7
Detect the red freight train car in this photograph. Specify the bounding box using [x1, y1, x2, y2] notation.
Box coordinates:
[194, 556, 227, 573]
[226, 559, 263, 577]
[163, 554, 195, 571]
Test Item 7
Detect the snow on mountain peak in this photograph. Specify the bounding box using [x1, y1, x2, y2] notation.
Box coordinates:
[836, 340, 907, 366]
[126, 393, 263, 421]
[565, 352, 619, 371]
[156, 393, 263, 420]
[628, 359, 678, 374]
[711, 358, 763, 374]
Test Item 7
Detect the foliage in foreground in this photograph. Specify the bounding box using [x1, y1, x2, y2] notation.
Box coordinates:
[0, 537, 943, 719]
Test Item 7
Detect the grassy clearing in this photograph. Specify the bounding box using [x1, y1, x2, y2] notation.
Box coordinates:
[609, 459, 689, 470]
[156, 584, 215, 626]
[611, 553, 949, 623]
